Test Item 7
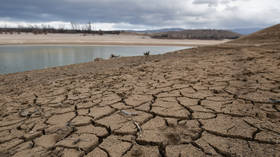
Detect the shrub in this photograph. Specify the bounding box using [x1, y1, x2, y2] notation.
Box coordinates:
[110, 54, 119, 58]
[144, 51, 150, 56]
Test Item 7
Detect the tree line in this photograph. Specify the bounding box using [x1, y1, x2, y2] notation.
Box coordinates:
[0, 22, 121, 35]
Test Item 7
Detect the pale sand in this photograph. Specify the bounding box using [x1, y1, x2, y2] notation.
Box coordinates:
[0, 33, 229, 46]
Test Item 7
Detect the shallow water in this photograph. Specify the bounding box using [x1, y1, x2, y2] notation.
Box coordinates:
[0, 45, 190, 74]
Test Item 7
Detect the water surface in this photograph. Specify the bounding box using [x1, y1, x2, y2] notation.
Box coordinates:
[0, 45, 190, 74]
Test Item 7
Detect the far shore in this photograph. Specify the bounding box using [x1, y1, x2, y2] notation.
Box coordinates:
[0, 33, 230, 46]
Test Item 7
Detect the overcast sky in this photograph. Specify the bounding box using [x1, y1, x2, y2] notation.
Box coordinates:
[0, 0, 279, 30]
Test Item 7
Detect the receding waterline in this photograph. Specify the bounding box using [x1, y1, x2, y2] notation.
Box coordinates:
[0, 45, 191, 74]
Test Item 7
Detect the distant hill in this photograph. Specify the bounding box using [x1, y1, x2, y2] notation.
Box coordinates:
[151, 29, 241, 40]
[125, 28, 185, 33]
[127, 27, 263, 35]
[231, 24, 280, 44]
[231, 27, 263, 35]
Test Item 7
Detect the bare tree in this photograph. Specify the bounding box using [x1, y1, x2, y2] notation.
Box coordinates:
[71, 22, 77, 31]
[87, 21, 92, 33]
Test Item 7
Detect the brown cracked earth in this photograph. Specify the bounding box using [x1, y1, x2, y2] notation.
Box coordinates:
[0, 25, 280, 157]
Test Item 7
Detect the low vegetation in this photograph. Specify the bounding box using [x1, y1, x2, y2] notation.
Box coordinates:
[151, 29, 241, 40]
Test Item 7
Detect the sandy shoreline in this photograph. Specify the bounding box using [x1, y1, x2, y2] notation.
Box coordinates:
[0, 33, 229, 46]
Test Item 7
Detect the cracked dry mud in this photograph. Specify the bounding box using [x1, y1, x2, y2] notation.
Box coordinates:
[1, 40, 280, 156]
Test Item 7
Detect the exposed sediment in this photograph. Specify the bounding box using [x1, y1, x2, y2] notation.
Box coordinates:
[0, 28, 280, 156]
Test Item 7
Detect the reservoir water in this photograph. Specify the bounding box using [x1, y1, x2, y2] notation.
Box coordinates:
[0, 45, 190, 74]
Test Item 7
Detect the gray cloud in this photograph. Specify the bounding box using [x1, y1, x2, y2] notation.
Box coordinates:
[0, 0, 279, 29]
[192, 0, 219, 6]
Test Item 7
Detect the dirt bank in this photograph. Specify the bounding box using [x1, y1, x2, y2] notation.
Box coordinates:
[0, 27, 280, 156]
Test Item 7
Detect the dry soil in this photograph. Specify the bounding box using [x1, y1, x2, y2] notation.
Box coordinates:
[0, 26, 280, 157]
